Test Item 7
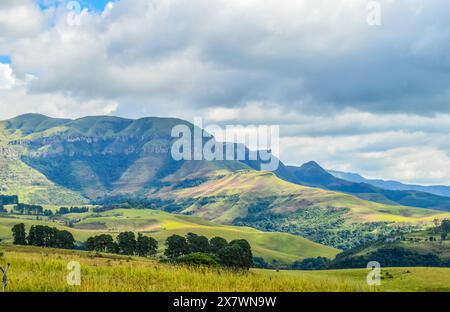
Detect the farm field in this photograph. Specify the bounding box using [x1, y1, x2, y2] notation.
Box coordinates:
[0, 245, 448, 292]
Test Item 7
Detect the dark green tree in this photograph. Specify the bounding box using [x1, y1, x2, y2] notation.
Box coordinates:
[441, 219, 450, 241]
[209, 236, 228, 254]
[136, 233, 158, 257]
[164, 235, 189, 259]
[54, 230, 75, 249]
[218, 239, 253, 269]
[117, 232, 136, 255]
[25, 225, 75, 249]
[186, 232, 209, 253]
[27, 225, 46, 246]
[12, 223, 27, 245]
[86, 234, 117, 253]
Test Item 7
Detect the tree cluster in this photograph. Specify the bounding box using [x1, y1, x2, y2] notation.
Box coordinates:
[12, 203, 53, 216]
[0, 195, 18, 205]
[164, 233, 253, 269]
[86, 232, 158, 257]
[12, 223, 75, 249]
[292, 247, 450, 270]
[57, 207, 89, 214]
[439, 219, 450, 241]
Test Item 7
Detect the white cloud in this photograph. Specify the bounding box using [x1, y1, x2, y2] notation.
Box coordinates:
[0, 63, 16, 89]
[0, 0, 45, 39]
[1, 0, 450, 184]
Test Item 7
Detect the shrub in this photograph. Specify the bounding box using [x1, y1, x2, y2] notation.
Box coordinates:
[177, 252, 220, 267]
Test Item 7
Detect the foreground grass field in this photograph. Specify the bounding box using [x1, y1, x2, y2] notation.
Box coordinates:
[1, 245, 449, 292]
[0, 209, 339, 264]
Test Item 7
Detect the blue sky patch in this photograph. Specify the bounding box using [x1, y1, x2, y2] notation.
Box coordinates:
[0, 55, 11, 64]
[37, 0, 115, 13]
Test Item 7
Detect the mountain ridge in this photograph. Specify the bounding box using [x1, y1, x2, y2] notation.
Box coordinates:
[329, 169, 450, 198]
[282, 161, 450, 212]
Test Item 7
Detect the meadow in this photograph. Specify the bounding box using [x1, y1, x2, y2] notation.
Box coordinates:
[1, 245, 448, 292]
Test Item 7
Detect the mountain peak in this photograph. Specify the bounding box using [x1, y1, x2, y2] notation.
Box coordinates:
[3, 113, 71, 135]
[285, 161, 336, 186]
[300, 161, 324, 170]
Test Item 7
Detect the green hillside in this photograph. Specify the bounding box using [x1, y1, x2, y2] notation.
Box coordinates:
[161, 170, 450, 249]
[0, 209, 339, 264]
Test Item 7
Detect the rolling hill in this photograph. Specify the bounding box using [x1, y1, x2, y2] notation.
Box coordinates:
[0, 208, 339, 264]
[152, 170, 450, 249]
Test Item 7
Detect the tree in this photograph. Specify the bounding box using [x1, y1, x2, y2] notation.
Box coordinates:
[177, 252, 219, 267]
[186, 232, 209, 253]
[117, 232, 136, 255]
[27, 225, 45, 246]
[217, 244, 246, 268]
[209, 237, 228, 254]
[217, 239, 253, 269]
[55, 230, 75, 249]
[136, 233, 158, 257]
[441, 219, 450, 241]
[11, 223, 27, 245]
[229, 240, 253, 269]
[164, 235, 189, 259]
[86, 234, 117, 253]
[25, 225, 75, 249]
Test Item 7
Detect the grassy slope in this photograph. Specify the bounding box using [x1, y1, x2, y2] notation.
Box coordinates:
[350, 230, 450, 261]
[0, 123, 89, 205]
[168, 170, 450, 224]
[0, 209, 339, 264]
[1, 245, 448, 292]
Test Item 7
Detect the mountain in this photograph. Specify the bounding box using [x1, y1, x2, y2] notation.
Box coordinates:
[329, 169, 450, 198]
[283, 161, 450, 212]
[0, 114, 249, 201]
[1, 114, 450, 250]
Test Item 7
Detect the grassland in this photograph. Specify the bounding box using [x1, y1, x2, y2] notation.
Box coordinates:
[0, 209, 339, 264]
[0, 245, 448, 292]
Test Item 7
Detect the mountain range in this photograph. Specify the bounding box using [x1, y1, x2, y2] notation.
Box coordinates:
[1, 113, 450, 250]
[329, 169, 450, 198]
[278, 161, 450, 212]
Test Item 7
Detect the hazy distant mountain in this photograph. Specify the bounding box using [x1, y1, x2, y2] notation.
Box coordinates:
[283, 161, 450, 211]
[329, 169, 450, 198]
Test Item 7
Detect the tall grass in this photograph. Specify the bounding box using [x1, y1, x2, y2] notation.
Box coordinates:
[1, 245, 373, 292]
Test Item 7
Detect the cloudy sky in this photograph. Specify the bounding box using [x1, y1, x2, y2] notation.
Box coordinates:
[1, 0, 450, 185]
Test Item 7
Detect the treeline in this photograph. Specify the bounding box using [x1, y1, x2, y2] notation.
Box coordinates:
[57, 206, 89, 214]
[12, 223, 75, 249]
[12, 203, 53, 216]
[292, 247, 450, 270]
[10, 224, 253, 269]
[86, 232, 157, 257]
[1, 204, 91, 216]
[0, 195, 18, 205]
[165, 233, 253, 269]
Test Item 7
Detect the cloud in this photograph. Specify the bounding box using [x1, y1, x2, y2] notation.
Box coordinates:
[1, 0, 450, 184]
[0, 63, 16, 89]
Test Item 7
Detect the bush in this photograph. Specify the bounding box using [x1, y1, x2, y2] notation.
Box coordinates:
[177, 252, 220, 267]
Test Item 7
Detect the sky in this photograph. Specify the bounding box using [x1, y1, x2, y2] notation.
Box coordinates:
[1, 0, 450, 185]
